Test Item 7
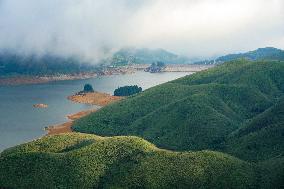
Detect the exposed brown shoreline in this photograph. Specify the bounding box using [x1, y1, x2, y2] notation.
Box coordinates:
[46, 92, 123, 135]
[45, 109, 97, 135]
[68, 92, 123, 106]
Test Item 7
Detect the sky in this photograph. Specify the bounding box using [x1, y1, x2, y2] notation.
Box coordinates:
[0, 0, 283, 61]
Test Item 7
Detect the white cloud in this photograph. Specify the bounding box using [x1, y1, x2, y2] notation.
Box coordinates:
[0, 0, 283, 61]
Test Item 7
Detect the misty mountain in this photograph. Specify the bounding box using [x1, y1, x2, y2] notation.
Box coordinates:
[217, 47, 284, 62]
[0, 52, 97, 76]
[108, 48, 191, 65]
[195, 47, 284, 64]
[0, 48, 191, 76]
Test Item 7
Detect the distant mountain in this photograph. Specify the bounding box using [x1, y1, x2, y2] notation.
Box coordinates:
[108, 48, 191, 66]
[194, 47, 284, 64]
[217, 47, 284, 62]
[0, 52, 97, 76]
[0, 48, 192, 76]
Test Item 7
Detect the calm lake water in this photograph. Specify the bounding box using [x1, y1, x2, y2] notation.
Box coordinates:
[0, 71, 191, 151]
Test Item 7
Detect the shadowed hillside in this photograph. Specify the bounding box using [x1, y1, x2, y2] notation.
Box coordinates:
[225, 97, 284, 162]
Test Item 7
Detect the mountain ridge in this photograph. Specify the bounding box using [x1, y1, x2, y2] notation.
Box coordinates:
[195, 47, 284, 64]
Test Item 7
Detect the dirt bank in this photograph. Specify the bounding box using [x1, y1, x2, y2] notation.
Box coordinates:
[68, 92, 123, 106]
[45, 109, 96, 135]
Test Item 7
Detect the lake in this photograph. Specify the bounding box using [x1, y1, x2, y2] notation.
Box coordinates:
[0, 71, 191, 151]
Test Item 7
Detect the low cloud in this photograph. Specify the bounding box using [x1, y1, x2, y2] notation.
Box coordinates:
[0, 0, 283, 61]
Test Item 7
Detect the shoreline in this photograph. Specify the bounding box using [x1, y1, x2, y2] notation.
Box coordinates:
[0, 64, 212, 86]
[0, 67, 135, 86]
[0, 73, 98, 86]
[46, 92, 123, 135]
[45, 109, 97, 135]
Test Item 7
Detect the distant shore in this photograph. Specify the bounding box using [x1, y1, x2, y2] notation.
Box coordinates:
[46, 91, 123, 135]
[0, 73, 98, 86]
[0, 67, 135, 86]
[0, 64, 213, 86]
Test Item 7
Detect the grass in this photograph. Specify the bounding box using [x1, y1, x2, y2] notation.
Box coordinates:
[0, 133, 257, 189]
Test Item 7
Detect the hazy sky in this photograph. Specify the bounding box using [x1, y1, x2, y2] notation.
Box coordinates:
[0, 0, 283, 60]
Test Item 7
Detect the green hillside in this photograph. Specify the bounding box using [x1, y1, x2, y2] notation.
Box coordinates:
[225, 97, 284, 161]
[0, 133, 257, 189]
[73, 60, 284, 151]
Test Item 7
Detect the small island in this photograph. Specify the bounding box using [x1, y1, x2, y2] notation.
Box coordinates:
[33, 103, 48, 108]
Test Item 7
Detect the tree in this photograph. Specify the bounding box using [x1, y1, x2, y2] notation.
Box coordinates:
[83, 84, 94, 93]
